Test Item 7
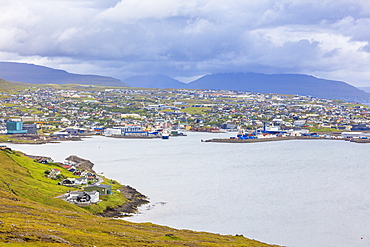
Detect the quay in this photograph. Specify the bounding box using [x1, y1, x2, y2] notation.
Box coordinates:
[203, 136, 370, 143]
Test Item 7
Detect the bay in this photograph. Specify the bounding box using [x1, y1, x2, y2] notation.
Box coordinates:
[3, 132, 370, 247]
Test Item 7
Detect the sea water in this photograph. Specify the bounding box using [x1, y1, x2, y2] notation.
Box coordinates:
[3, 132, 370, 247]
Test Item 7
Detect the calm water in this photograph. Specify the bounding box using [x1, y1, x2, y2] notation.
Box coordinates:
[4, 132, 370, 247]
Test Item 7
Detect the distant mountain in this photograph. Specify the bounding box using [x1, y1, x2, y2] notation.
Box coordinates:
[187, 73, 370, 101]
[358, 87, 370, 93]
[123, 74, 186, 89]
[0, 62, 127, 87]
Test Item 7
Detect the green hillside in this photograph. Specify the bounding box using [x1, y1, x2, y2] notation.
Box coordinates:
[0, 148, 278, 246]
[0, 79, 29, 94]
[0, 78, 125, 93]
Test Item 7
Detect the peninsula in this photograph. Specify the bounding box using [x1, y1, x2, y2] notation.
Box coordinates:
[0, 147, 278, 246]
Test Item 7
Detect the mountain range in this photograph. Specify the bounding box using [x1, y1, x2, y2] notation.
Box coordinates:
[186, 73, 370, 101]
[123, 73, 370, 101]
[0, 62, 369, 101]
[0, 62, 127, 87]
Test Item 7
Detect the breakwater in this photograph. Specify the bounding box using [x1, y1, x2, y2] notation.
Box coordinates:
[203, 136, 370, 143]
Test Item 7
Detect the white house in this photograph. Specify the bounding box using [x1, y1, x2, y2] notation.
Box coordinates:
[87, 191, 99, 203]
[74, 177, 88, 185]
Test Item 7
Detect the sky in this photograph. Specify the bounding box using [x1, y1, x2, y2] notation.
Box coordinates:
[1, 0, 370, 86]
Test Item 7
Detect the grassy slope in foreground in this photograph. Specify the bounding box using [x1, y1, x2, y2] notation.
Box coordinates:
[0, 149, 278, 246]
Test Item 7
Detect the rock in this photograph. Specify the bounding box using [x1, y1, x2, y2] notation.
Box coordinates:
[99, 185, 149, 217]
[65, 155, 95, 172]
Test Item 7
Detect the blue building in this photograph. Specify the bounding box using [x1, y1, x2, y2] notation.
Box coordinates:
[6, 121, 27, 134]
[351, 124, 370, 131]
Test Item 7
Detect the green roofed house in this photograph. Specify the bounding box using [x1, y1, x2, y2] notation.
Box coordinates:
[84, 184, 112, 195]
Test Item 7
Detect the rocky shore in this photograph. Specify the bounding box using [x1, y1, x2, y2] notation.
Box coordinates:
[65, 155, 95, 173]
[99, 185, 149, 217]
[65, 155, 149, 217]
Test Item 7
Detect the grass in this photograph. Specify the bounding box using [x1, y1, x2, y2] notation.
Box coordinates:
[308, 127, 341, 132]
[84, 188, 127, 215]
[0, 148, 279, 246]
[0, 79, 29, 93]
[345, 103, 370, 108]
[182, 107, 210, 115]
[0, 135, 38, 144]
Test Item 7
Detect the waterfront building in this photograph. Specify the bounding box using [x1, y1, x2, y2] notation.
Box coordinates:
[6, 121, 27, 134]
[104, 125, 152, 137]
[22, 124, 38, 135]
[341, 132, 365, 138]
[104, 128, 122, 136]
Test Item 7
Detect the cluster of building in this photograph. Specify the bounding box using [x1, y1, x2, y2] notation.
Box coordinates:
[51, 160, 112, 205]
[57, 158, 112, 205]
[0, 146, 113, 205]
[38, 155, 112, 205]
[0, 86, 369, 140]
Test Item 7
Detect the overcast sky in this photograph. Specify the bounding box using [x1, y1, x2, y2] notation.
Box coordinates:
[1, 0, 370, 86]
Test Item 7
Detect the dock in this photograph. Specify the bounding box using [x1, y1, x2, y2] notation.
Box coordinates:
[203, 136, 370, 143]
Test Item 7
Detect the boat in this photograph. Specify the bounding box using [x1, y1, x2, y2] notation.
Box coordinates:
[162, 129, 170, 139]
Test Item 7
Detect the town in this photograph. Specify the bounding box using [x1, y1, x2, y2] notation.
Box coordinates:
[0, 85, 369, 142]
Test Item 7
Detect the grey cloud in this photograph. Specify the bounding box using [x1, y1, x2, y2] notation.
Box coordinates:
[255, 0, 366, 27]
[0, 0, 370, 86]
[362, 44, 370, 53]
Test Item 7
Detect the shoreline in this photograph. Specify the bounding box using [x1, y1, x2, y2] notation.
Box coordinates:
[99, 185, 149, 217]
[64, 155, 150, 217]
[18, 151, 150, 218]
[107, 135, 159, 139]
[2, 135, 85, 144]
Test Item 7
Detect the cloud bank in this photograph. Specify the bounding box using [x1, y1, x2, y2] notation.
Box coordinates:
[1, 0, 370, 86]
